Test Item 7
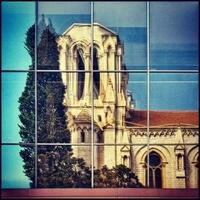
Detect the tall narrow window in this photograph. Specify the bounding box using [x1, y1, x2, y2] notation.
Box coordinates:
[97, 132, 103, 143]
[195, 155, 199, 188]
[80, 129, 85, 143]
[77, 48, 85, 100]
[93, 48, 100, 98]
[123, 155, 129, 167]
[177, 154, 182, 171]
[146, 152, 162, 188]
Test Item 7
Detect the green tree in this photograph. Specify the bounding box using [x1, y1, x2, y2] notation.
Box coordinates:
[18, 24, 35, 188]
[19, 24, 91, 188]
[94, 165, 144, 188]
[19, 23, 143, 189]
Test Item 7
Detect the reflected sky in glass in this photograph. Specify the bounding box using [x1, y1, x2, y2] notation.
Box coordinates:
[1, 145, 32, 188]
[1, 72, 34, 143]
[150, 73, 198, 110]
[94, 2, 147, 69]
[1, 1, 199, 189]
[150, 2, 199, 69]
[38, 2, 91, 34]
[2, 2, 35, 70]
[128, 73, 147, 110]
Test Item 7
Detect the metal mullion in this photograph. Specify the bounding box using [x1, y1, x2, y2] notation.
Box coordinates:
[93, 143, 199, 146]
[2, 69, 197, 73]
[36, 70, 91, 73]
[93, 70, 198, 73]
[91, 1, 94, 189]
[1, 70, 35, 72]
[34, 1, 38, 189]
[36, 143, 92, 146]
[92, 70, 148, 73]
[146, 1, 150, 188]
[2, 142, 198, 146]
[149, 70, 199, 73]
[1, 143, 35, 146]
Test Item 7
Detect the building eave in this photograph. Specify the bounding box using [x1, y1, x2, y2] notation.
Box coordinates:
[62, 23, 118, 36]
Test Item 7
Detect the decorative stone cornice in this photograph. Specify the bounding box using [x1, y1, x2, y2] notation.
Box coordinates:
[129, 128, 176, 137]
[182, 128, 199, 136]
[129, 128, 199, 138]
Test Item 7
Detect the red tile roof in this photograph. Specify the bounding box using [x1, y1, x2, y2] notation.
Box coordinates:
[126, 110, 199, 127]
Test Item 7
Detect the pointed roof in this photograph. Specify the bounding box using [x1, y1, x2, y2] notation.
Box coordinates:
[62, 23, 117, 36]
[75, 109, 91, 122]
[126, 110, 199, 128]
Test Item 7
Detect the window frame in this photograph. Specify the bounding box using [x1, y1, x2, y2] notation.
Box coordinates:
[1, 1, 199, 198]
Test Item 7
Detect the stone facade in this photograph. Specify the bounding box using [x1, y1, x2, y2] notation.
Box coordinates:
[57, 23, 199, 188]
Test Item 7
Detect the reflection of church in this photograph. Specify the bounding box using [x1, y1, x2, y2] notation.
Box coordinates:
[57, 23, 199, 188]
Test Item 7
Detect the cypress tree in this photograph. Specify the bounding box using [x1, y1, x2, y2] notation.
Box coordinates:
[19, 24, 91, 188]
[18, 24, 35, 188]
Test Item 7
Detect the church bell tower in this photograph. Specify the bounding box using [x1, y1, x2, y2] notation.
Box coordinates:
[57, 23, 130, 168]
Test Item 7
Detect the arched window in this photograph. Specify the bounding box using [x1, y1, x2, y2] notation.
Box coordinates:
[97, 132, 103, 143]
[145, 151, 162, 188]
[123, 155, 129, 167]
[93, 48, 100, 99]
[80, 129, 85, 143]
[77, 48, 85, 100]
[177, 154, 183, 171]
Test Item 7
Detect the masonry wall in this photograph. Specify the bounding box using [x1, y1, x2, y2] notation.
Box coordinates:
[130, 128, 199, 188]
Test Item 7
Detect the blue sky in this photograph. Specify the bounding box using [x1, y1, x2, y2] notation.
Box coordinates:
[2, 146, 31, 188]
[1, 2, 199, 188]
[2, 2, 35, 70]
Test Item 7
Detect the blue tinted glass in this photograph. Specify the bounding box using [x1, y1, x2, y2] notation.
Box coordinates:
[150, 73, 198, 110]
[94, 2, 147, 70]
[150, 2, 199, 70]
[38, 2, 91, 35]
[2, 145, 34, 188]
[2, 72, 35, 143]
[128, 73, 147, 110]
[2, 2, 35, 70]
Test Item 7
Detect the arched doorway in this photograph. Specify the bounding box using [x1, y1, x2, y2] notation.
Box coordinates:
[145, 151, 162, 188]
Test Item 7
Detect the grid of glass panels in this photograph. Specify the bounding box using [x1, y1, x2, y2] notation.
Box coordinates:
[1, 1, 199, 189]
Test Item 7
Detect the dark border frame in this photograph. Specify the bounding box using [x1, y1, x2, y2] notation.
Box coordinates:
[1, 188, 199, 199]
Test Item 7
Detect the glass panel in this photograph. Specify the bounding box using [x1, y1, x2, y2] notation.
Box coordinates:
[38, 1, 91, 35]
[150, 73, 199, 111]
[37, 145, 91, 188]
[126, 73, 148, 144]
[148, 153, 161, 167]
[2, 2, 35, 70]
[2, 72, 35, 143]
[94, 144, 144, 188]
[150, 2, 199, 70]
[93, 72, 148, 145]
[93, 72, 116, 144]
[155, 168, 162, 188]
[149, 70, 199, 170]
[37, 72, 91, 143]
[128, 73, 147, 110]
[94, 2, 147, 70]
[37, 2, 91, 70]
[1, 145, 35, 188]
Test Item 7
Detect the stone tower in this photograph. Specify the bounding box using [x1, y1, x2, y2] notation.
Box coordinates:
[57, 23, 132, 168]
